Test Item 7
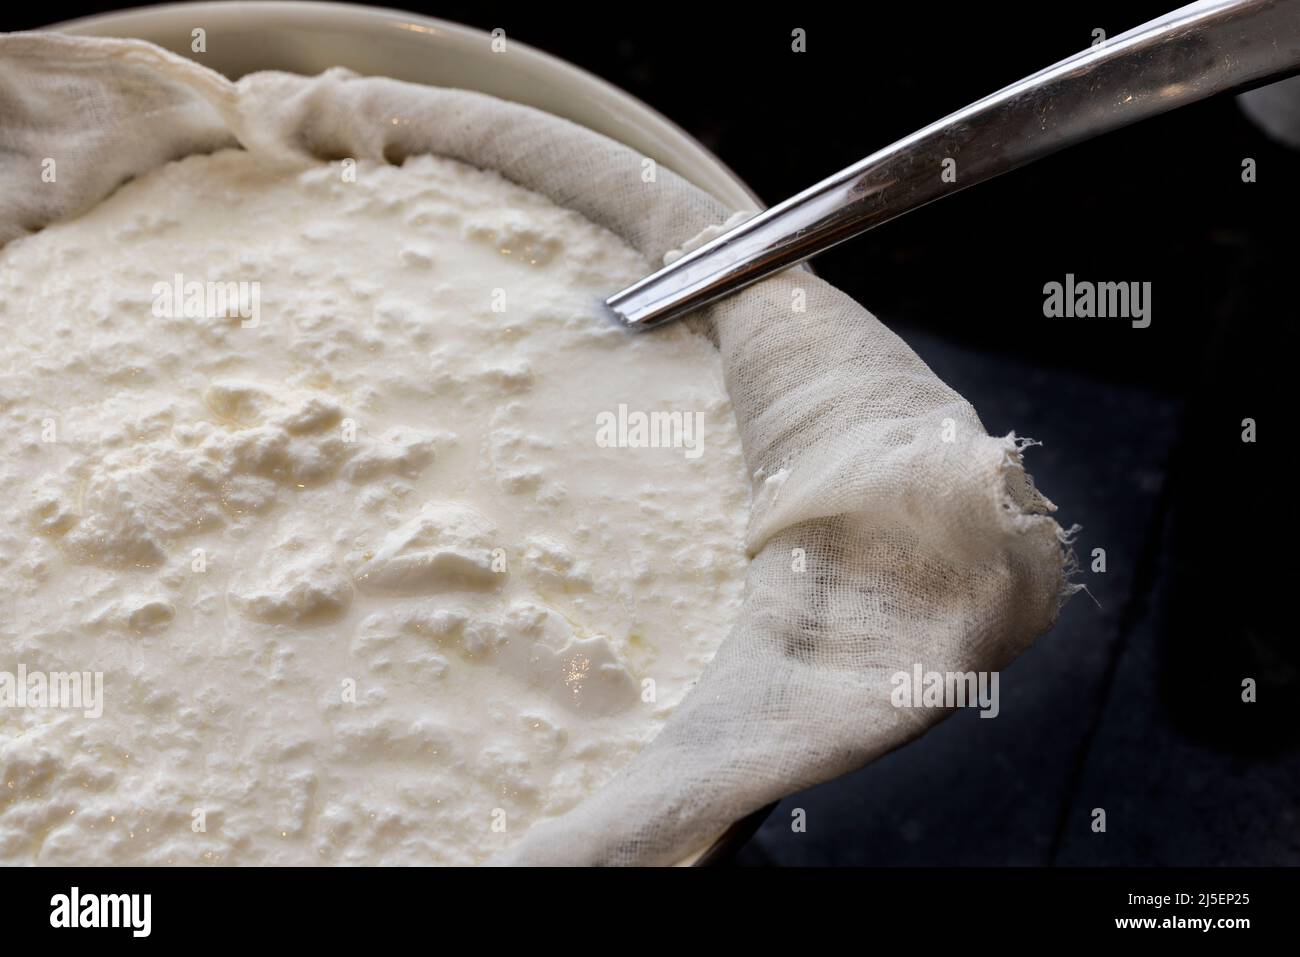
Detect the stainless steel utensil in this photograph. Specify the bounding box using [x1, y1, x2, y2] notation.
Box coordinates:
[606, 0, 1300, 329]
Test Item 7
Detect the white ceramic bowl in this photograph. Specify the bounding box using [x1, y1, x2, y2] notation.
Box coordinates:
[53, 0, 759, 209]
[49, 0, 770, 865]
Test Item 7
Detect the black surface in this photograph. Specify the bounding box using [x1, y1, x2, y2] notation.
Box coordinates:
[5, 1, 1297, 867]
[2, 865, 1292, 940]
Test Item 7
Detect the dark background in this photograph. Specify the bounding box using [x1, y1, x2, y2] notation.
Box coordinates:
[6, 1, 1296, 866]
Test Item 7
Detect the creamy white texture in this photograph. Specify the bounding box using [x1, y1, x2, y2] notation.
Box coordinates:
[0, 150, 749, 865]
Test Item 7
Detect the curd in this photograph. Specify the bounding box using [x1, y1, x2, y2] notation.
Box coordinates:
[0, 150, 749, 865]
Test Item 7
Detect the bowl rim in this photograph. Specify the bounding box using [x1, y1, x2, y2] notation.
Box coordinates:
[50, 0, 763, 210]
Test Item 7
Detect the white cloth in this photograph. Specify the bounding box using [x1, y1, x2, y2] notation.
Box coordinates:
[0, 32, 1077, 866]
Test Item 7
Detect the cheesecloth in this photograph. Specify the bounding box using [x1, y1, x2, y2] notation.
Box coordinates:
[0, 33, 1077, 866]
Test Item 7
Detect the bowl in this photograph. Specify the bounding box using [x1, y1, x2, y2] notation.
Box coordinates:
[49, 0, 772, 866]
[52, 0, 760, 209]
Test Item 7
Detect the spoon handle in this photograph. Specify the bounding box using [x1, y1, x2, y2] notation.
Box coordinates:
[607, 0, 1300, 329]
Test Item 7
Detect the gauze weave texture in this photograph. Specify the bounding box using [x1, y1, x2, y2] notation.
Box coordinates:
[0, 33, 1076, 866]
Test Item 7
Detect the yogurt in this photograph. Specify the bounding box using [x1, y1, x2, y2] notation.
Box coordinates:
[0, 150, 749, 865]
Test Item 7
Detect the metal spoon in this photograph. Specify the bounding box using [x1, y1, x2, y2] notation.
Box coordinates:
[606, 0, 1300, 329]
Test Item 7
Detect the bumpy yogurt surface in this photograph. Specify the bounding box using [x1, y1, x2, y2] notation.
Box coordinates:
[0, 150, 749, 864]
